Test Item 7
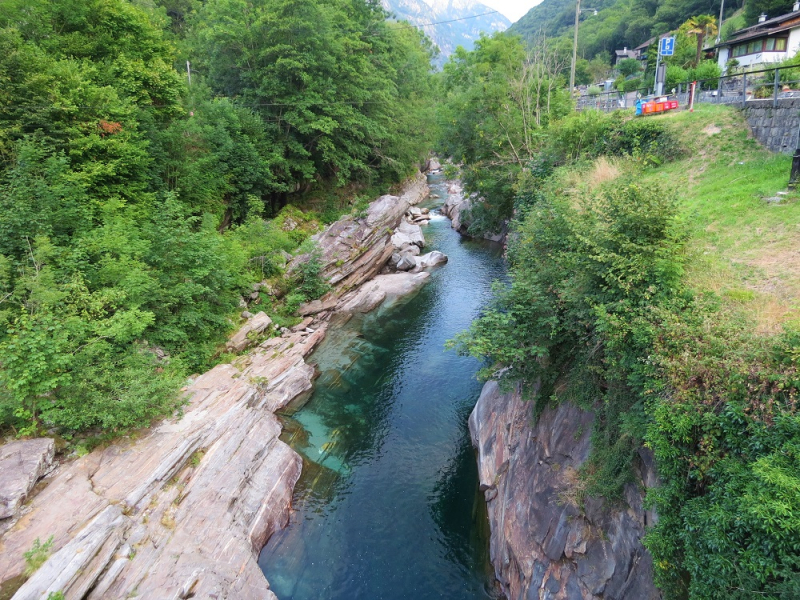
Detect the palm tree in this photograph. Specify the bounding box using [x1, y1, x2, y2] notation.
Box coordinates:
[686, 15, 718, 67]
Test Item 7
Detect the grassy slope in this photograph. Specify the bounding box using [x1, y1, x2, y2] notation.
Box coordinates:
[639, 103, 800, 332]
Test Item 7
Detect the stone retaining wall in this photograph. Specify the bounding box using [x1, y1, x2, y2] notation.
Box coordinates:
[742, 97, 800, 153]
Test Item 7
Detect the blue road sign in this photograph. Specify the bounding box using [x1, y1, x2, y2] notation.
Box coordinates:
[659, 36, 675, 56]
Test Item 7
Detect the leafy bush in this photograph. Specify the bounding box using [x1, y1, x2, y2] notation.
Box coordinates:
[691, 60, 722, 88]
[548, 110, 617, 162]
[601, 118, 681, 165]
[623, 77, 643, 92]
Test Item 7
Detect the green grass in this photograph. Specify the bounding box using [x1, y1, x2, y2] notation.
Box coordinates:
[638, 103, 800, 331]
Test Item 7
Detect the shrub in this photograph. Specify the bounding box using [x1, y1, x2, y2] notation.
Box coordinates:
[601, 118, 681, 165]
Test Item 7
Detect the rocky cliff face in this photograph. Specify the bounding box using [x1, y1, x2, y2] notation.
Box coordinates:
[469, 381, 661, 600]
[0, 174, 434, 600]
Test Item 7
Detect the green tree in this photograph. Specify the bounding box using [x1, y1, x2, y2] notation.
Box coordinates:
[438, 32, 570, 232]
[617, 57, 642, 77]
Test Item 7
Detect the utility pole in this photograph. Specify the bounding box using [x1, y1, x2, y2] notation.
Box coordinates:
[570, 0, 581, 94]
[717, 0, 725, 44]
[187, 60, 192, 86]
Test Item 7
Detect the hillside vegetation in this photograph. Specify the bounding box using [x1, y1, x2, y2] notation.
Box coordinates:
[510, 0, 795, 79]
[449, 102, 800, 598]
[0, 0, 436, 441]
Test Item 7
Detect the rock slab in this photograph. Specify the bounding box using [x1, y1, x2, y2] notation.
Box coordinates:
[293, 172, 429, 310]
[469, 381, 662, 600]
[0, 439, 54, 520]
[1, 326, 327, 600]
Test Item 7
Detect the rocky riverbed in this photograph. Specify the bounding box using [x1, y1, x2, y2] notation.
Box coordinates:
[0, 172, 446, 600]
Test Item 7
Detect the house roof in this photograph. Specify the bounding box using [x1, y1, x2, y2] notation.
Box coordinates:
[615, 49, 638, 59]
[709, 10, 800, 49]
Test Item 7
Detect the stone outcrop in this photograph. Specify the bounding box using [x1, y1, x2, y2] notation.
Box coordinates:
[226, 311, 274, 352]
[293, 171, 429, 308]
[1, 326, 327, 600]
[441, 181, 507, 243]
[469, 381, 661, 600]
[0, 440, 54, 524]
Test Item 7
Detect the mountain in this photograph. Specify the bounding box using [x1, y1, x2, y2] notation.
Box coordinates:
[382, 0, 511, 65]
[509, 0, 734, 60]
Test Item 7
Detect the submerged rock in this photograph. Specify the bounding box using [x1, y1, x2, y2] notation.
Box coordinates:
[337, 273, 430, 314]
[469, 381, 661, 600]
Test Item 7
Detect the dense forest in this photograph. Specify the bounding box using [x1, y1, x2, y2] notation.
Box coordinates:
[0, 0, 436, 438]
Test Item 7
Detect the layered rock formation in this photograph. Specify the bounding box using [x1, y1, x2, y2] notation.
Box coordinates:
[1, 325, 325, 600]
[469, 381, 661, 600]
[294, 171, 429, 307]
[0, 440, 54, 528]
[0, 174, 436, 600]
[441, 180, 507, 243]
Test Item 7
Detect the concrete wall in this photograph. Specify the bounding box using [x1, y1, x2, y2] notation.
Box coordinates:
[742, 97, 800, 153]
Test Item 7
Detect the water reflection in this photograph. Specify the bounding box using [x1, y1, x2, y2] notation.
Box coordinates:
[259, 176, 505, 600]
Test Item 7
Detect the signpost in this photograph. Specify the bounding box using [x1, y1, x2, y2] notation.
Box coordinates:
[654, 36, 675, 96]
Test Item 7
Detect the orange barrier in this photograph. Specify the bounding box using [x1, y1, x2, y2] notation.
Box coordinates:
[640, 99, 678, 115]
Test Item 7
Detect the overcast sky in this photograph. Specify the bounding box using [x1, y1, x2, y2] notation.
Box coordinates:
[481, 0, 544, 22]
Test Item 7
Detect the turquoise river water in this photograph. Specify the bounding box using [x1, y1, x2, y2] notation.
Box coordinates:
[258, 175, 506, 599]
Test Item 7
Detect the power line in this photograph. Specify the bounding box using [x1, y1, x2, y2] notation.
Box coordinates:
[386, 10, 500, 30]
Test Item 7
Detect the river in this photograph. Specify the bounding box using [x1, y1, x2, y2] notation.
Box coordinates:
[258, 175, 506, 599]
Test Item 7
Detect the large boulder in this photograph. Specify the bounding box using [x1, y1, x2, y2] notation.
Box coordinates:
[226, 312, 273, 353]
[392, 220, 425, 248]
[395, 254, 417, 272]
[413, 251, 448, 271]
[0, 439, 54, 521]
[469, 381, 661, 600]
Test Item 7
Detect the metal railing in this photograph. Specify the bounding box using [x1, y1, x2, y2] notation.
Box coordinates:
[575, 63, 800, 112]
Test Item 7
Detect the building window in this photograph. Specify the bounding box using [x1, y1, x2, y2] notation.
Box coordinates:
[732, 37, 788, 56]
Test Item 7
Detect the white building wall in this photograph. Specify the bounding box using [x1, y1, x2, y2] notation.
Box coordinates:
[788, 27, 800, 58]
[718, 46, 730, 70]
[737, 51, 787, 68]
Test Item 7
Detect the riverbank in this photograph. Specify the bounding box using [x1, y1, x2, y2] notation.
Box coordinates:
[0, 174, 434, 600]
[456, 104, 800, 598]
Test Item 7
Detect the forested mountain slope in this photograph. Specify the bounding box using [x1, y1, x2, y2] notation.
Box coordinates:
[510, 0, 795, 59]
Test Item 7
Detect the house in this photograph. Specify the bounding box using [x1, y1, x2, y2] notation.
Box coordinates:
[614, 46, 639, 64]
[712, 3, 800, 70]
